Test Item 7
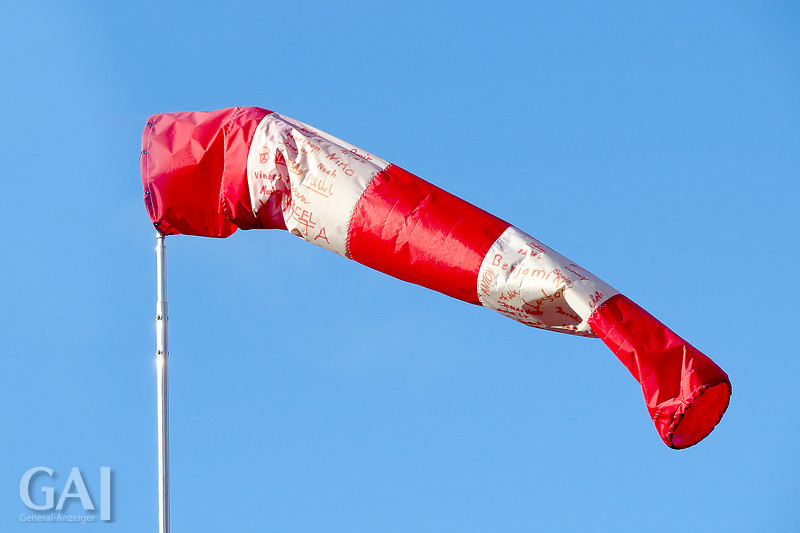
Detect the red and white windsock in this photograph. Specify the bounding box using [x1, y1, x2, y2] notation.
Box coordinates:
[140, 106, 731, 449]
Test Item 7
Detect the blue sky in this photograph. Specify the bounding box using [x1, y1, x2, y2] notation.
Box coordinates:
[1, 1, 798, 531]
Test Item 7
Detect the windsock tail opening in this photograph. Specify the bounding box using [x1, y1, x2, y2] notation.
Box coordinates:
[668, 381, 731, 449]
[589, 294, 732, 449]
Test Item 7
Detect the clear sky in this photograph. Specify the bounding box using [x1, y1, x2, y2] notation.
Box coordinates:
[1, 1, 798, 531]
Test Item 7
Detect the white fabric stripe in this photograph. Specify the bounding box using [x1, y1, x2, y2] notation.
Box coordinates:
[477, 226, 619, 336]
[247, 113, 389, 256]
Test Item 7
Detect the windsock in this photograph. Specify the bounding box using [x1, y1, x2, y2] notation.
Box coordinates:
[140, 106, 731, 449]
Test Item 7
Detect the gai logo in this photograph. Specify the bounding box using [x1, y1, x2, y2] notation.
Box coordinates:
[19, 466, 112, 523]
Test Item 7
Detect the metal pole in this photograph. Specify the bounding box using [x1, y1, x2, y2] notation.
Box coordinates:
[155, 232, 170, 533]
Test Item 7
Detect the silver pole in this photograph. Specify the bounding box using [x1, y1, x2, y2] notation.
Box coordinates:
[155, 232, 170, 533]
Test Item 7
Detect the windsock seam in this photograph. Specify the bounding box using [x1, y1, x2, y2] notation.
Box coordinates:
[345, 164, 393, 259]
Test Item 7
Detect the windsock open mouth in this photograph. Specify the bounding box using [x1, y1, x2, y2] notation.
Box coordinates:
[141, 106, 732, 449]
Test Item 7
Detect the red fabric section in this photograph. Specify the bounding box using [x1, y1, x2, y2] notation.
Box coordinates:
[347, 165, 510, 304]
[141, 106, 271, 237]
[221, 107, 276, 230]
[588, 294, 731, 449]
